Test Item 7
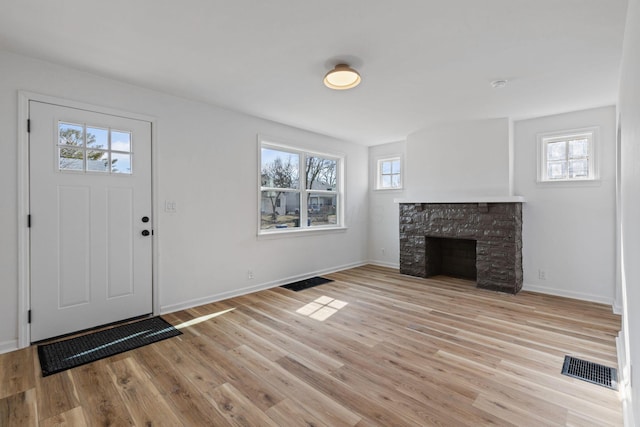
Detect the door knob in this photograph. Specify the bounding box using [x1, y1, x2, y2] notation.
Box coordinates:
[141, 230, 150, 236]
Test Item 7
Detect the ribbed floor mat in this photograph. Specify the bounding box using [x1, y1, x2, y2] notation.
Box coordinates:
[280, 276, 334, 292]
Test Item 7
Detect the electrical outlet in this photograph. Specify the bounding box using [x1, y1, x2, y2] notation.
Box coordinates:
[381, 248, 385, 255]
[538, 269, 546, 280]
[247, 270, 254, 280]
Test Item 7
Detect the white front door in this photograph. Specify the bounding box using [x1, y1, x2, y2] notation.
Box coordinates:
[29, 101, 153, 342]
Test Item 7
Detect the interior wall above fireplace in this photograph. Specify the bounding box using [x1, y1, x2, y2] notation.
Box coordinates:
[405, 118, 512, 199]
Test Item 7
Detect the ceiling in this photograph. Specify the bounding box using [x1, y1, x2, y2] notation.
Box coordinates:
[0, 0, 629, 145]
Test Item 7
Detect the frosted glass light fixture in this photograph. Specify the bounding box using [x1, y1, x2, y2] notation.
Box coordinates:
[323, 64, 361, 90]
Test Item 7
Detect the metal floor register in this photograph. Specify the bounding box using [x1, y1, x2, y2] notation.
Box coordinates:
[561, 355, 618, 390]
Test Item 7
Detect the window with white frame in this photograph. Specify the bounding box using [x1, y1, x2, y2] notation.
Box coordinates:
[376, 157, 402, 189]
[538, 128, 598, 182]
[260, 140, 342, 233]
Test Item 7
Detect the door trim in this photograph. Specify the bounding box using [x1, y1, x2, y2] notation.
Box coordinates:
[17, 91, 159, 348]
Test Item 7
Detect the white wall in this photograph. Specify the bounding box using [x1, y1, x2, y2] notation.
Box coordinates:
[367, 118, 514, 271]
[514, 107, 617, 305]
[405, 118, 511, 199]
[0, 51, 369, 352]
[618, 0, 640, 423]
[368, 141, 406, 268]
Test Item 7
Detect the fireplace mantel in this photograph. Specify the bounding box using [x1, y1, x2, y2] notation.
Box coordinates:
[394, 196, 525, 204]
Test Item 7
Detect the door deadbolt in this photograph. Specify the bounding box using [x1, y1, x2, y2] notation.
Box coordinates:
[142, 216, 150, 223]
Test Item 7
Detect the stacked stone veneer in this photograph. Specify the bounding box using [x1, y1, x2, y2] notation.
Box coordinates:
[399, 202, 523, 293]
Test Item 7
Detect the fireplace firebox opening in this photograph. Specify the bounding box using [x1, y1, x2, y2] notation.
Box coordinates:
[425, 237, 477, 280]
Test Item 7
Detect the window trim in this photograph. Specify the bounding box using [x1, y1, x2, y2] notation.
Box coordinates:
[258, 136, 345, 236]
[536, 127, 599, 183]
[375, 155, 403, 190]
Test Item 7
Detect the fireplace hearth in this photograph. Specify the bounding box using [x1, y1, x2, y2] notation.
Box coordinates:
[399, 201, 523, 293]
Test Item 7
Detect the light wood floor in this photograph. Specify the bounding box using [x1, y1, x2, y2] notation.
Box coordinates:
[0, 265, 623, 426]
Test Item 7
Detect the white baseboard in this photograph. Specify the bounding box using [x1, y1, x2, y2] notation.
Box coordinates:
[0, 339, 18, 355]
[617, 332, 635, 427]
[613, 300, 623, 315]
[622, 394, 635, 427]
[160, 261, 368, 315]
[522, 282, 613, 307]
[367, 259, 400, 269]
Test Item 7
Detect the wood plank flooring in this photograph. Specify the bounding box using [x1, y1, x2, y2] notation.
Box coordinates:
[0, 265, 623, 426]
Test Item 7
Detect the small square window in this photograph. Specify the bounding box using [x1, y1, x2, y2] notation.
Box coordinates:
[537, 128, 598, 182]
[376, 157, 402, 190]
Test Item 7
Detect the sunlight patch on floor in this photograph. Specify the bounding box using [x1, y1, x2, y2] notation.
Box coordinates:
[175, 308, 236, 329]
[296, 296, 348, 321]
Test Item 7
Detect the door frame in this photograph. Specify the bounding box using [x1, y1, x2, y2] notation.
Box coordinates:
[17, 91, 159, 347]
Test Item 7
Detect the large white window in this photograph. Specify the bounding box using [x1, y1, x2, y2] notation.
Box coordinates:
[376, 156, 402, 189]
[537, 128, 598, 182]
[259, 139, 343, 233]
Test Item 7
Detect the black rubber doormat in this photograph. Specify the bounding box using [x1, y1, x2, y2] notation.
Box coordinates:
[561, 355, 618, 390]
[37, 316, 182, 377]
[281, 276, 334, 292]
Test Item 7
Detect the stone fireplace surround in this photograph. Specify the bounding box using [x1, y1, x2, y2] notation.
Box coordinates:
[399, 199, 523, 293]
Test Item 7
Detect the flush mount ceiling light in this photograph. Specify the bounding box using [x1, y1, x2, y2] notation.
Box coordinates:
[323, 64, 361, 90]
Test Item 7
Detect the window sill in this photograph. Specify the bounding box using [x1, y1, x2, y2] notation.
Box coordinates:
[373, 187, 404, 192]
[536, 178, 602, 187]
[258, 226, 348, 239]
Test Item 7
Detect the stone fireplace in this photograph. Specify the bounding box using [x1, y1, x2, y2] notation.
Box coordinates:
[399, 200, 523, 293]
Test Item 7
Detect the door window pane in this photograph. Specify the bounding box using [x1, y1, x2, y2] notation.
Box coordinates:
[111, 130, 131, 152]
[111, 153, 132, 174]
[59, 123, 84, 146]
[86, 127, 108, 149]
[59, 148, 84, 171]
[87, 151, 109, 172]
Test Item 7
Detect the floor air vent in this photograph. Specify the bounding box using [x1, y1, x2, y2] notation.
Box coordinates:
[561, 355, 618, 390]
[281, 276, 334, 292]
